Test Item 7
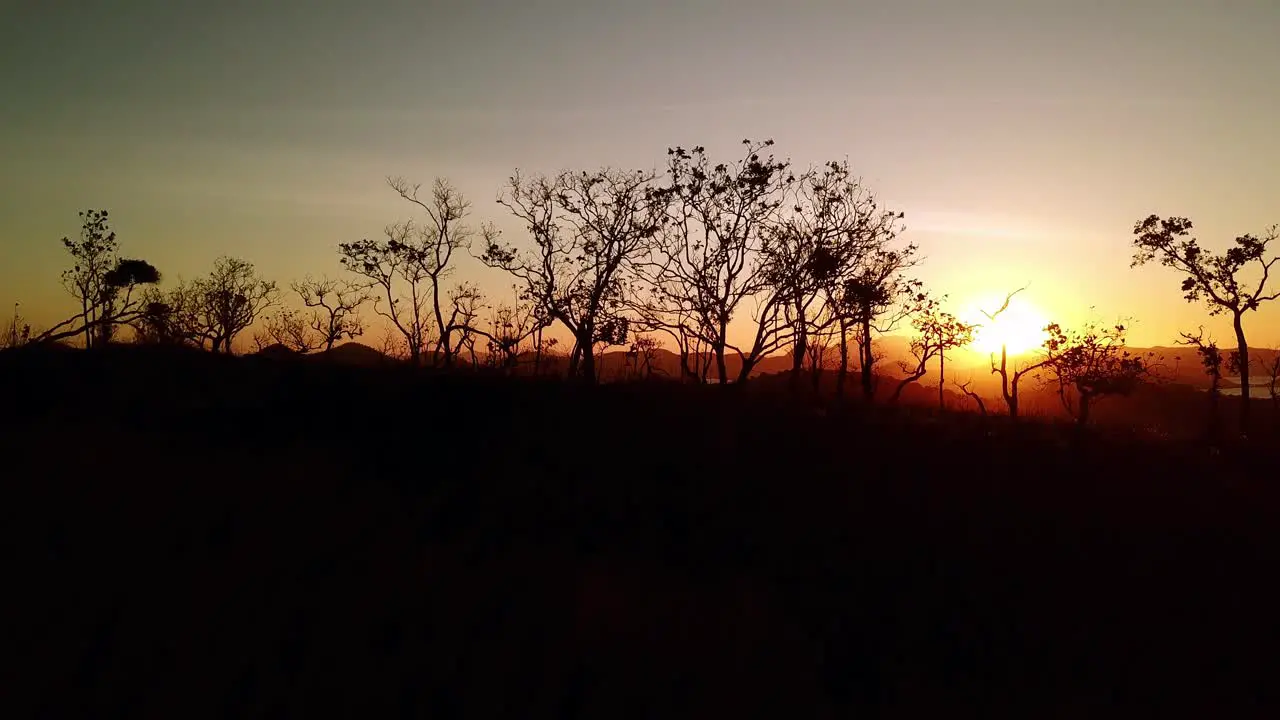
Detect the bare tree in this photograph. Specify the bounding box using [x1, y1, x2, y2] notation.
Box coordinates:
[484, 290, 545, 371]
[804, 322, 839, 392]
[255, 309, 317, 353]
[58, 209, 116, 348]
[340, 223, 435, 365]
[388, 177, 477, 365]
[376, 325, 408, 363]
[840, 245, 922, 401]
[1042, 320, 1156, 425]
[758, 159, 905, 395]
[1177, 326, 1237, 439]
[442, 282, 485, 362]
[40, 210, 162, 346]
[1133, 216, 1280, 431]
[983, 286, 1051, 419]
[637, 140, 797, 384]
[291, 276, 368, 351]
[629, 334, 661, 379]
[889, 297, 976, 404]
[955, 377, 988, 416]
[481, 167, 663, 383]
[182, 257, 278, 354]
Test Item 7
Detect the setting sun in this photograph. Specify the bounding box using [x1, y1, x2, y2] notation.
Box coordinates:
[963, 294, 1051, 356]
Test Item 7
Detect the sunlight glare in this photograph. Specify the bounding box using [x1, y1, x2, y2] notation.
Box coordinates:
[963, 294, 1050, 356]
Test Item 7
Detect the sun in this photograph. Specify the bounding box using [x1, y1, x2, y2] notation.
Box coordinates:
[963, 294, 1050, 356]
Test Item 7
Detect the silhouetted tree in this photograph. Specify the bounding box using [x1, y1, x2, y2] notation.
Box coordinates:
[1133, 216, 1280, 432]
[955, 377, 988, 416]
[57, 209, 115, 348]
[840, 246, 922, 401]
[764, 160, 899, 393]
[442, 282, 485, 361]
[1176, 327, 1240, 440]
[889, 297, 975, 404]
[388, 177, 477, 365]
[291, 275, 368, 351]
[482, 167, 663, 383]
[340, 223, 435, 365]
[40, 210, 161, 346]
[983, 286, 1051, 419]
[376, 325, 408, 363]
[533, 336, 559, 376]
[1043, 320, 1156, 425]
[484, 291, 545, 371]
[134, 283, 198, 347]
[803, 323, 838, 392]
[637, 140, 797, 384]
[255, 309, 317, 353]
[186, 257, 278, 354]
[629, 335, 661, 379]
[591, 315, 630, 379]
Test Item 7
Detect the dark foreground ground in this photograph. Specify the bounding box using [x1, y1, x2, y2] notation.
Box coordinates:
[4, 346, 1280, 717]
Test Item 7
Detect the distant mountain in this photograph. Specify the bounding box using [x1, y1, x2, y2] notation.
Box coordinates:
[253, 343, 302, 361]
[309, 342, 396, 367]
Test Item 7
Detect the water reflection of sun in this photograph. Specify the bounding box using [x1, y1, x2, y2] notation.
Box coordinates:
[963, 295, 1050, 356]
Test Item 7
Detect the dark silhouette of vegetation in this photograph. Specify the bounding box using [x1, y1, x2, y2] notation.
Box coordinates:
[1177, 326, 1238, 439]
[890, 295, 975, 405]
[482, 168, 663, 383]
[289, 275, 369, 352]
[185, 256, 279, 353]
[38, 209, 162, 346]
[983, 285, 1051, 418]
[636, 140, 797, 384]
[5, 343, 1280, 717]
[13, 140, 1280, 716]
[1042, 320, 1156, 425]
[955, 376, 988, 415]
[4, 303, 31, 349]
[1133, 216, 1280, 431]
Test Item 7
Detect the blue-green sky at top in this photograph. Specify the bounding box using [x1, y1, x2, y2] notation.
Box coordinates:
[2, 0, 1278, 347]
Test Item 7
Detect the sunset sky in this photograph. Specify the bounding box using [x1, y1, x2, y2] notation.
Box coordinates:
[3, 0, 1279, 351]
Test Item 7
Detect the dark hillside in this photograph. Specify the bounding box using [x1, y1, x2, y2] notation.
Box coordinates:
[4, 345, 1278, 716]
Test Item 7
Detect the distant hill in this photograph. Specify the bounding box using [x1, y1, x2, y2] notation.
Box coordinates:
[253, 343, 302, 361]
[309, 342, 397, 367]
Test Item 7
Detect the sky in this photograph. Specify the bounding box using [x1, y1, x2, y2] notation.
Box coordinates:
[3, 0, 1279, 350]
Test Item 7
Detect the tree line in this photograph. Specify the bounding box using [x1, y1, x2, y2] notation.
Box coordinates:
[6, 140, 1279, 433]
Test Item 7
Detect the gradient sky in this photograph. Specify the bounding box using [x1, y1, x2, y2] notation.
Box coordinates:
[3, 0, 1279, 349]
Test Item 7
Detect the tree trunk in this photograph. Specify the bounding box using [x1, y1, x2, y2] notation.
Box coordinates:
[82, 298, 92, 350]
[533, 327, 543, 375]
[836, 317, 849, 399]
[997, 346, 1019, 419]
[715, 345, 728, 385]
[859, 316, 874, 401]
[938, 351, 945, 410]
[790, 298, 806, 391]
[569, 342, 582, 377]
[1078, 390, 1092, 425]
[890, 373, 924, 404]
[578, 332, 597, 383]
[1233, 311, 1250, 433]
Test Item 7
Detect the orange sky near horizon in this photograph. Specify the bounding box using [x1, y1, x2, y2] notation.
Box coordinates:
[3, 1, 1278, 354]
